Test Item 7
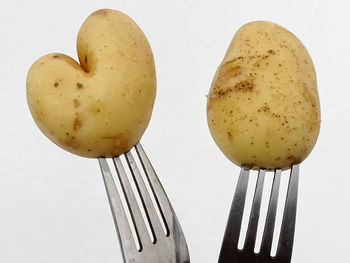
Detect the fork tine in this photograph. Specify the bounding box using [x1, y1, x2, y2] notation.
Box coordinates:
[113, 156, 151, 248]
[219, 166, 250, 258]
[135, 143, 171, 235]
[98, 158, 137, 258]
[244, 169, 265, 251]
[276, 164, 299, 261]
[260, 169, 282, 255]
[125, 150, 165, 241]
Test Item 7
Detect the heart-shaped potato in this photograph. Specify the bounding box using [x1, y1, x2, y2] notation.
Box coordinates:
[27, 9, 156, 158]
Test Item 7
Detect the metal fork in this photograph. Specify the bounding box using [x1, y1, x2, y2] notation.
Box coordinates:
[98, 142, 190, 263]
[218, 165, 299, 263]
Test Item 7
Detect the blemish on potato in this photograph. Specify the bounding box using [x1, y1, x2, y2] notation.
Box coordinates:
[76, 83, 84, 89]
[220, 63, 242, 79]
[59, 137, 80, 149]
[54, 82, 59, 87]
[73, 99, 80, 108]
[65, 140, 80, 149]
[53, 55, 59, 58]
[287, 155, 295, 160]
[92, 9, 108, 16]
[234, 80, 254, 92]
[73, 117, 82, 131]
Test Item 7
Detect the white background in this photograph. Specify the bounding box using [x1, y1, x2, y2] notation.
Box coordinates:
[1, 0, 349, 262]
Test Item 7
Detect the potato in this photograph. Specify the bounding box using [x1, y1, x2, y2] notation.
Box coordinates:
[207, 21, 320, 170]
[27, 9, 156, 158]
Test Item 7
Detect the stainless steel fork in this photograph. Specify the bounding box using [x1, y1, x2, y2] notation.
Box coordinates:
[98, 142, 190, 263]
[219, 165, 299, 263]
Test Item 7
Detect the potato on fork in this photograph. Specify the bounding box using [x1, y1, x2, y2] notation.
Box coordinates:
[207, 21, 320, 262]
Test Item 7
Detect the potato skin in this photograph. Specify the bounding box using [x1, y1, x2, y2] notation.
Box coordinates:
[207, 21, 320, 170]
[27, 9, 156, 158]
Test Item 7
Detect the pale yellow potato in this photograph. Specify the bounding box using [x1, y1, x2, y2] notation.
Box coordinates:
[207, 21, 320, 170]
[27, 9, 156, 158]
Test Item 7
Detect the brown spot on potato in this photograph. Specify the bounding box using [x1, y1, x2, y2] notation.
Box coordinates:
[73, 117, 82, 131]
[287, 155, 295, 160]
[76, 83, 84, 89]
[268, 49, 276, 55]
[227, 131, 232, 140]
[259, 104, 271, 112]
[233, 80, 254, 92]
[92, 9, 108, 16]
[59, 138, 80, 149]
[220, 63, 242, 79]
[101, 136, 119, 139]
[54, 82, 59, 87]
[73, 99, 80, 108]
[84, 55, 87, 65]
[65, 140, 80, 149]
[53, 55, 59, 58]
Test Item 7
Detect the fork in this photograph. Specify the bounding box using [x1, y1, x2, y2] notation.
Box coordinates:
[98, 142, 190, 263]
[218, 165, 299, 263]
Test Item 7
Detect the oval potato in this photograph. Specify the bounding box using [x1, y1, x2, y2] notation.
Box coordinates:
[27, 9, 156, 158]
[207, 21, 320, 170]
